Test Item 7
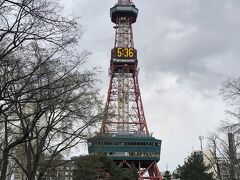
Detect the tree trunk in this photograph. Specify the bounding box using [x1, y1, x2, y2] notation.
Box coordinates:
[0, 149, 9, 180]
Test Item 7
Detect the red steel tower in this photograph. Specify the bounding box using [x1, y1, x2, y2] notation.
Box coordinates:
[101, 0, 148, 136]
[88, 0, 162, 179]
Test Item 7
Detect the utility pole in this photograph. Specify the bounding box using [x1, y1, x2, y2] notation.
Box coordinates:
[228, 132, 236, 180]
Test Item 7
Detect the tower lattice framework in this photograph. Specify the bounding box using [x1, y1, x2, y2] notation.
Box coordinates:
[101, 0, 148, 136]
[92, 0, 162, 179]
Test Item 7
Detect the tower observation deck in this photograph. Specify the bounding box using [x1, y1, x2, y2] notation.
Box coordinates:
[88, 0, 162, 179]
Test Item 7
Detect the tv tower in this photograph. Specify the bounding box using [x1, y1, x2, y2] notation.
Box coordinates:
[88, 0, 162, 179]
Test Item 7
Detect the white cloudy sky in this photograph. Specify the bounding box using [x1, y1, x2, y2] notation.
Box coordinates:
[62, 0, 240, 171]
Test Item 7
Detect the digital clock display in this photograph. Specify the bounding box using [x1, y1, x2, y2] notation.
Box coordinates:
[112, 47, 137, 59]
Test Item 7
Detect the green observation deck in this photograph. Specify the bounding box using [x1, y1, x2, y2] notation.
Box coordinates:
[88, 134, 161, 163]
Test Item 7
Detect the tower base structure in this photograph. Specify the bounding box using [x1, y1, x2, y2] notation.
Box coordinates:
[88, 133, 162, 179]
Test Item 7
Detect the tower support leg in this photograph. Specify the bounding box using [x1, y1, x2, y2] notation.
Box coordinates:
[138, 161, 162, 180]
[118, 160, 162, 180]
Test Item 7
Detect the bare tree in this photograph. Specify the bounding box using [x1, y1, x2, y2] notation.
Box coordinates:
[206, 134, 223, 180]
[207, 130, 240, 180]
[221, 78, 240, 179]
[205, 78, 240, 180]
[7, 44, 101, 180]
[0, 0, 102, 179]
[0, 0, 81, 60]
